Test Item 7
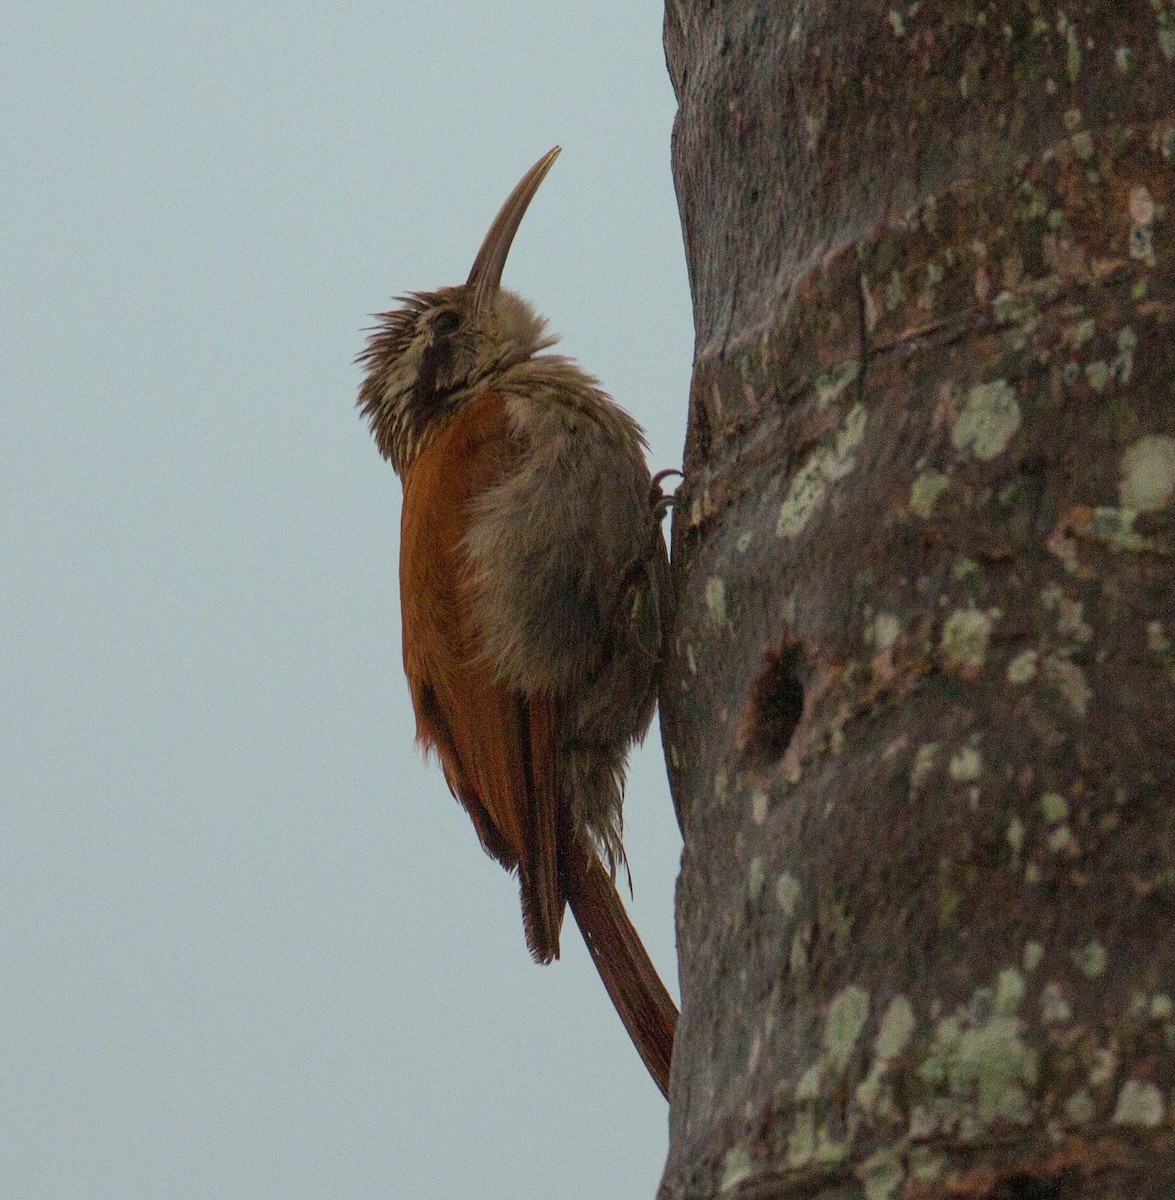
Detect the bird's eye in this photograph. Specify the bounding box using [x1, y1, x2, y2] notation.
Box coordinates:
[433, 310, 459, 338]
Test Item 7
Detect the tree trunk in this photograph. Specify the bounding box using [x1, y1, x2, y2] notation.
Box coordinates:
[660, 3, 1175, 1198]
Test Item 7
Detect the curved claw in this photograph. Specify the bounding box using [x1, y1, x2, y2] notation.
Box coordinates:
[649, 468, 683, 522]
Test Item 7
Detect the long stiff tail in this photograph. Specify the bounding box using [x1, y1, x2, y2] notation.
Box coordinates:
[563, 841, 678, 1098]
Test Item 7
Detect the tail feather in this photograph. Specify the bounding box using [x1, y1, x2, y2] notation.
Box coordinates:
[563, 841, 677, 1098]
[518, 695, 564, 963]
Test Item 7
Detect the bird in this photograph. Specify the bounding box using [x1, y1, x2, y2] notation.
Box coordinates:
[356, 147, 678, 1097]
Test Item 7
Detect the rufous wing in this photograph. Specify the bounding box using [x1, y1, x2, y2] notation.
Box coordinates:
[398, 390, 564, 961]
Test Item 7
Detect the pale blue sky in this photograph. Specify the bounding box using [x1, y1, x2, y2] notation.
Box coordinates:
[2, 4, 692, 1198]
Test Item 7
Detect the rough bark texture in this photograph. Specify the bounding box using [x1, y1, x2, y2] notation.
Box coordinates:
[661, 3, 1175, 1198]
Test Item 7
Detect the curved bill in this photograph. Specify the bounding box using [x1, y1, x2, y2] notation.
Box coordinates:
[467, 146, 561, 317]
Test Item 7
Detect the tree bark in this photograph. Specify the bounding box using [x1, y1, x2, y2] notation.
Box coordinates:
[661, 3, 1175, 1198]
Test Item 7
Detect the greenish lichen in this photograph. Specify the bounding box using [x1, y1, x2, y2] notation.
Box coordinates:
[1040, 792, 1069, 823]
[776, 404, 868, 538]
[1072, 316, 1097, 346]
[1074, 941, 1107, 978]
[1162, 17, 1175, 63]
[918, 970, 1038, 1126]
[1131, 180, 1155, 220]
[1090, 1045, 1119, 1087]
[949, 746, 983, 784]
[1072, 128, 1095, 160]
[1039, 582, 1065, 610]
[1047, 824, 1072, 852]
[1040, 585, 1092, 644]
[874, 611, 900, 652]
[910, 742, 941, 797]
[939, 880, 962, 931]
[995, 967, 1027, 1015]
[1065, 1088, 1095, 1122]
[1058, 11, 1081, 80]
[1054, 595, 1092, 644]
[992, 289, 1042, 337]
[1041, 981, 1073, 1025]
[1119, 433, 1175, 512]
[908, 1104, 935, 1140]
[1023, 941, 1044, 972]
[1112, 1079, 1165, 1127]
[776, 871, 802, 917]
[857, 995, 916, 1114]
[877, 996, 916, 1059]
[785, 1109, 852, 1167]
[825, 984, 870, 1070]
[1115, 326, 1137, 383]
[886, 270, 904, 310]
[1042, 652, 1092, 717]
[719, 1144, 754, 1193]
[860, 1147, 904, 1200]
[787, 1110, 816, 1166]
[952, 379, 1022, 460]
[814, 1126, 849, 1164]
[1085, 359, 1112, 391]
[1088, 505, 1150, 551]
[941, 606, 996, 671]
[910, 468, 950, 518]
[748, 856, 765, 900]
[795, 1062, 823, 1101]
[908, 1148, 946, 1184]
[751, 789, 768, 824]
[818, 899, 855, 961]
[705, 576, 728, 624]
[1007, 649, 1039, 683]
[814, 359, 861, 409]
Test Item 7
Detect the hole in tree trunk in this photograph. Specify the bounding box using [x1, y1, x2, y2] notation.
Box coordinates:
[739, 640, 806, 765]
[990, 1172, 1068, 1200]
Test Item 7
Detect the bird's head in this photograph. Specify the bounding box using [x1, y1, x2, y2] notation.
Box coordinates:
[357, 147, 561, 474]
